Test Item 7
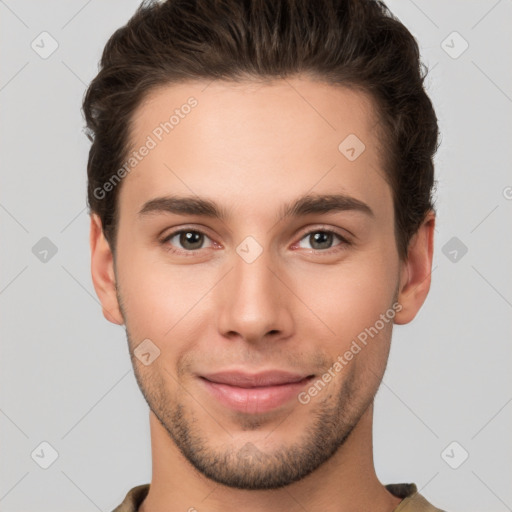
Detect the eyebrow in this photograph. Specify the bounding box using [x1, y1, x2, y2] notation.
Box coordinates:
[137, 193, 374, 221]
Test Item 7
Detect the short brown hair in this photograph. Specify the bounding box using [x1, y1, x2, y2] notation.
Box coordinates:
[83, 0, 440, 261]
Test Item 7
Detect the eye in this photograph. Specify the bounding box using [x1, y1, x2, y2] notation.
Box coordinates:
[161, 228, 214, 254]
[160, 226, 351, 257]
[296, 229, 350, 253]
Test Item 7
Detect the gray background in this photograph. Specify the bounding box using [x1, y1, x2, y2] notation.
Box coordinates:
[1, 1, 511, 511]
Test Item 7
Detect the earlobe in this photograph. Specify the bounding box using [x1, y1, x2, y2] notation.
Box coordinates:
[394, 211, 436, 325]
[89, 214, 124, 325]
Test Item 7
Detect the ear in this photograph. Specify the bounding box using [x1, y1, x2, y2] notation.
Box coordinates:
[394, 210, 435, 325]
[89, 213, 124, 325]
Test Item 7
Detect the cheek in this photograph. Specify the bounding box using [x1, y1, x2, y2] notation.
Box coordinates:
[116, 247, 215, 339]
[287, 249, 398, 360]
[300, 256, 395, 321]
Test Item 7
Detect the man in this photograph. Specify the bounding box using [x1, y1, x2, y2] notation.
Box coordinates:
[84, 0, 446, 510]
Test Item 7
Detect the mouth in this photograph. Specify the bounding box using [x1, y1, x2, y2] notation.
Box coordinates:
[198, 371, 315, 414]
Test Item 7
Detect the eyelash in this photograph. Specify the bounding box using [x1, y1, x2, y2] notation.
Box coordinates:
[160, 226, 351, 257]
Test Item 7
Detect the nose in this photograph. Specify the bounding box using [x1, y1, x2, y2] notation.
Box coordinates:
[215, 242, 294, 345]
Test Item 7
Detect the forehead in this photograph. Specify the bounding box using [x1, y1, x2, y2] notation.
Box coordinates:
[129, 76, 383, 154]
[120, 76, 391, 222]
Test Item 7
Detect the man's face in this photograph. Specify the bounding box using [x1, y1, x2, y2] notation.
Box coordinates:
[105, 77, 404, 489]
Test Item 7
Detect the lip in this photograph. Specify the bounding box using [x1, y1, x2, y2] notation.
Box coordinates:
[198, 370, 314, 414]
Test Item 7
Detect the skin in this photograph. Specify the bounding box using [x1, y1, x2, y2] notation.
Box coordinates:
[90, 76, 435, 512]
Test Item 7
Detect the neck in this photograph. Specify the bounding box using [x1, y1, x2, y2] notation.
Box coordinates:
[139, 402, 402, 512]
